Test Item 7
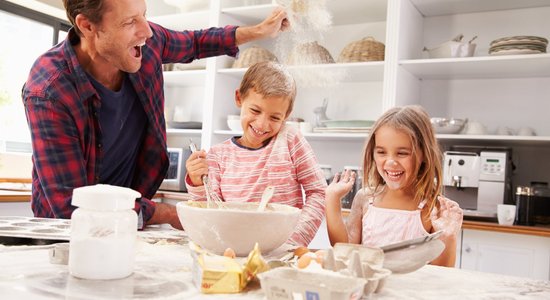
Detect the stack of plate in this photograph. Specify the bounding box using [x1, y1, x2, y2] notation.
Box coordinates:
[489, 36, 548, 56]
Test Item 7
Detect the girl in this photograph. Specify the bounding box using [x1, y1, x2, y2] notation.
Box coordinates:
[185, 61, 326, 247]
[325, 105, 463, 267]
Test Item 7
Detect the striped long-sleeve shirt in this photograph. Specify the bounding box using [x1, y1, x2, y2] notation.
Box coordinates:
[186, 126, 327, 246]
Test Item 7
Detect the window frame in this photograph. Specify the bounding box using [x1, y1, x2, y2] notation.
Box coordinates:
[0, 0, 71, 45]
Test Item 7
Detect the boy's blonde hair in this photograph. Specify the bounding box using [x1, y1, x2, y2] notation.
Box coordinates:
[238, 61, 297, 117]
[362, 105, 442, 214]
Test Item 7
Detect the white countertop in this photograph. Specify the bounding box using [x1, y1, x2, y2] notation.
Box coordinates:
[0, 239, 549, 299]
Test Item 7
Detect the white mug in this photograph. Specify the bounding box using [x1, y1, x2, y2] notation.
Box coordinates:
[497, 204, 516, 226]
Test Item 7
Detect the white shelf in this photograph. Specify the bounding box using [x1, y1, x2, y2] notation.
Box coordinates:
[163, 70, 207, 86]
[436, 134, 550, 146]
[148, 11, 210, 31]
[410, 0, 550, 17]
[218, 62, 384, 82]
[221, 0, 387, 26]
[166, 129, 202, 136]
[400, 54, 550, 79]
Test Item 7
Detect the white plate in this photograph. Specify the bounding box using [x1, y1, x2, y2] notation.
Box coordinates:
[490, 49, 545, 56]
[320, 120, 375, 128]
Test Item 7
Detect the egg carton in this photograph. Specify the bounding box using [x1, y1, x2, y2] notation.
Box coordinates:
[0, 216, 71, 243]
[324, 243, 392, 296]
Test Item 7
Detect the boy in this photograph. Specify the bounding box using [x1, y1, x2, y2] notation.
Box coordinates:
[186, 61, 326, 246]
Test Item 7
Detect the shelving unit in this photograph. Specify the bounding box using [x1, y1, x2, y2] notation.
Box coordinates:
[152, 0, 550, 180]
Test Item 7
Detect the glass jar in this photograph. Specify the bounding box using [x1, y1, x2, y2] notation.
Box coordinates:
[69, 184, 141, 280]
[514, 186, 534, 226]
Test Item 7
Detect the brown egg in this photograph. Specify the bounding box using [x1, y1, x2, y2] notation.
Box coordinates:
[223, 247, 236, 259]
[293, 246, 310, 258]
[297, 254, 312, 269]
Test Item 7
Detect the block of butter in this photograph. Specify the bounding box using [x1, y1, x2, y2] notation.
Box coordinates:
[189, 242, 269, 294]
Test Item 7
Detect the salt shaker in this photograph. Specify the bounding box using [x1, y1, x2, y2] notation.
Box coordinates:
[69, 184, 141, 280]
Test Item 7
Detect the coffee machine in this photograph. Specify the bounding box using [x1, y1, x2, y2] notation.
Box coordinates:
[442, 148, 513, 218]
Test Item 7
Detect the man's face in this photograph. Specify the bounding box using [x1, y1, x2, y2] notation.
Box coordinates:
[90, 0, 152, 73]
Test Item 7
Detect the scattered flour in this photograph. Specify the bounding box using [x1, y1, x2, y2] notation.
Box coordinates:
[274, 0, 347, 87]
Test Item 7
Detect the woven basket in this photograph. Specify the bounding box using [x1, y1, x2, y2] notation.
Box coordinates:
[232, 45, 278, 68]
[286, 41, 335, 65]
[338, 37, 385, 63]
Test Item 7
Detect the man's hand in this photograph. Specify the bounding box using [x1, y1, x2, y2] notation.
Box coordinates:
[236, 7, 289, 45]
[147, 202, 183, 230]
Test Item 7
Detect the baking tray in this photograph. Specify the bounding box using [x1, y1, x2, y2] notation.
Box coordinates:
[0, 216, 70, 245]
[0, 217, 189, 246]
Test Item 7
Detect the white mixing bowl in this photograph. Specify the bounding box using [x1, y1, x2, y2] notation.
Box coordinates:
[176, 201, 301, 256]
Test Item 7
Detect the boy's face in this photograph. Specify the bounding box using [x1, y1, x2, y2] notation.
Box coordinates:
[235, 88, 290, 149]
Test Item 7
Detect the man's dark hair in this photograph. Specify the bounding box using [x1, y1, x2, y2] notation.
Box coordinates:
[63, 0, 105, 36]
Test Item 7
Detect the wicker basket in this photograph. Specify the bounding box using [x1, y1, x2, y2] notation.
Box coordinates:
[338, 37, 385, 63]
[232, 45, 278, 68]
[286, 41, 335, 65]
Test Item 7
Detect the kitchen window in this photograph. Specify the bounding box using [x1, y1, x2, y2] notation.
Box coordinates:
[0, 0, 70, 152]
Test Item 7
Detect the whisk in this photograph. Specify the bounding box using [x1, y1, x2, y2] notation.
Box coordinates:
[188, 140, 226, 209]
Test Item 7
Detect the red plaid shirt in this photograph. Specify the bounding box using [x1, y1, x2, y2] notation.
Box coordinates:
[22, 22, 238, 223]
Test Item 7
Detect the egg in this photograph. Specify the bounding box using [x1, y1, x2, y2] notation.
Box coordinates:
[223, 247, 236, 259]
[293, 246, 310, 258]
[297, 254, 313, 269]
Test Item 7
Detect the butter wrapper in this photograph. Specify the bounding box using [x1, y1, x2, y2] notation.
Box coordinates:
[190, 242, 269, 294]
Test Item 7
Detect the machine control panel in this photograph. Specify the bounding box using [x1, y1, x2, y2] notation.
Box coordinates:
[479, 151, 507, 181]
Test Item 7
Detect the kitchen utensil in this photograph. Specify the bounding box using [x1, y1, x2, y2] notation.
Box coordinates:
[430, 118, 467, 134]
[176, 201, 300, 256]
[226, 116, 242, 132]
[257, 186, 275, 212]
[168, 121, 202, 129]
[423, 34, 477, 58]
[380, 230, 443, 253]
[382, 238, 445, 274]
[320, 119, 375, 128]
[69, 184, 140, 280]
[189, 140, 226, 209]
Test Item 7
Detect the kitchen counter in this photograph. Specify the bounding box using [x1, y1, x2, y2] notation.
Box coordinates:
[0, 238, 548, 299]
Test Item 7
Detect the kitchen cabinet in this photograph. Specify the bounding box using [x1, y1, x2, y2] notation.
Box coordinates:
[150, 0, 550, 173]
[460, 228, 550, 280]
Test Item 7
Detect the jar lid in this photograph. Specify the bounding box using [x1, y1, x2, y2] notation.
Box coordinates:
[72, 184, 141, 211]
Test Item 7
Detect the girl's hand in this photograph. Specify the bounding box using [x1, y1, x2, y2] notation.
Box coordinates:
[326, 170, 356, 205]
[430, 196, 464, 238]
[185, 150, 208, 187]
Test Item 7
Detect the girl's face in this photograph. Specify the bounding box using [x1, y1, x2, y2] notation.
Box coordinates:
[235, 88, 290, 149]
[373, 125, 420, 191]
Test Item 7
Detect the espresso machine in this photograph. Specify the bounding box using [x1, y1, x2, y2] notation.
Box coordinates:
[442, 148, 513, 218]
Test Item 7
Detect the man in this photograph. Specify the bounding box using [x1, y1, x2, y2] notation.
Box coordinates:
[22, 0, 289, 229]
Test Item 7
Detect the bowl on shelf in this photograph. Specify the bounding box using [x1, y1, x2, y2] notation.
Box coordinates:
[226, 115, 241, 131]
[430, 118, 467, 134]
[176, 201, 300, 256]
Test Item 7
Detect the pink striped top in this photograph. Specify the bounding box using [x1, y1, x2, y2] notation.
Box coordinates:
[186, 126, 327, 246]
[361, 199, 429, 247]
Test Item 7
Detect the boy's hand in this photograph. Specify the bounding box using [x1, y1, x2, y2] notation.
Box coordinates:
[185, 150, 208, 187]
[326, 170, 356, 205]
